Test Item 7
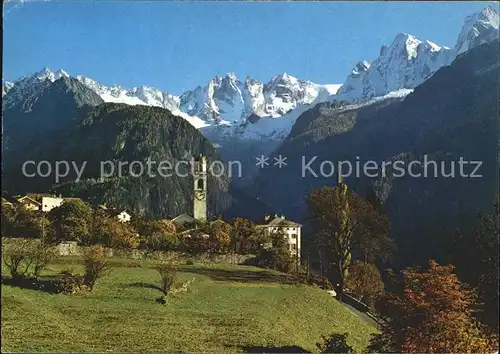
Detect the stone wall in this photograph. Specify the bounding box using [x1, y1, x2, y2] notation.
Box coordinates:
[58, 241, 81, 256]
[58, 242, 114, 257]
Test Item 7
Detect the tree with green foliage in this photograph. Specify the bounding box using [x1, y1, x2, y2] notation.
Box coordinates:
[204, 220, 232, 252]
[2, 206, 51, 240]
[2, 238, 57, 280]
[156, 263, 178, 297]
[48, 199, 93, 243]
[308, 181, 391, 299]
[2, 238, 34, 279]
[254, 228, 295, 273]
[309, 182, 351, 299]
[230, 217, 269, 254]
[28, 240, 57, 280]
[345, 261, 384, 308]
[1, 202, 16, 236]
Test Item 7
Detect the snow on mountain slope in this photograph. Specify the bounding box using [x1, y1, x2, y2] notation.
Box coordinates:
[199, 79, 343, 142]
[323, 84, 343, 95]
[336, 33, 453, 101]
[2, 67, 70, 110]
[74, 75, 211, 127]
[2, 81, 14, 96]
[201, 101, 316, 142]
[73, 70, 340, 129]
[455, 5, 499, 56]
[178, 72, 339, 124]
[3, 66, 337, 131]
[336, 6, 499, 102]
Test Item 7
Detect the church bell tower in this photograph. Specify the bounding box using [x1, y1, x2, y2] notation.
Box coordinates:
[193, 155, 207, 222]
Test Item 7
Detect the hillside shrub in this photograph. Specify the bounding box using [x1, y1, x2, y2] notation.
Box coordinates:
[57, 271, 86, 294]
[253, 248, 295, 273]
[3, 238, 31, 279]
[28, 241, 57, 280]
[156, 263, 178, 296]
[83, 245, 112, 291]
[2, 238, 56, 280]
[308, 275, 333, 290]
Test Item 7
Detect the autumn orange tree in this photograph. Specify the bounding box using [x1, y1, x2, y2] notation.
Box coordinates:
[134, 219, 179, 250]
[367, 260, 498, 353]
[206, 220, 231, 252]
[91, 213, 140, 249]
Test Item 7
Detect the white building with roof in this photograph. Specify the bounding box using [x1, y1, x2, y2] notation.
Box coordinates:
[257, 214, 302, 259]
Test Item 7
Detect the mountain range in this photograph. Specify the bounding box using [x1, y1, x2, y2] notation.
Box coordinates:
[3, 6, 498, 135]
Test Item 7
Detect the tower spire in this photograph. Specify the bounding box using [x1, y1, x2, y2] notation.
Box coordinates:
[193, 154, 207, 222]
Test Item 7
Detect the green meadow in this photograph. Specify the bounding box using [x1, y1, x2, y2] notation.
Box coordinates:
[1, 257, 376, 352]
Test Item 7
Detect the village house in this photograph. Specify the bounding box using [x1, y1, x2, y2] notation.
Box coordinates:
[171, 214, 198, 228]
[98, 205, 132, 223]
[116, 210, 131, 223]
[257, 214, 302, 259]
[18, 194, 65, 212]
[1, 198, 15, 209]
[40, 195, 64, 212]
[14, 195, 42, 211]
[4, 193, 86, 212]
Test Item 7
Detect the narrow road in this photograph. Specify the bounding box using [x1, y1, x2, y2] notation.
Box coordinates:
[340, 301, 379, 328]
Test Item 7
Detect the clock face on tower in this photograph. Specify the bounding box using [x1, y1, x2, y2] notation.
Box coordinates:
[195, 190, 206, 200]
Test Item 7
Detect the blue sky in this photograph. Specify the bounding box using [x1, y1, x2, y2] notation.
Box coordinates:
[3, 1, 491, 94]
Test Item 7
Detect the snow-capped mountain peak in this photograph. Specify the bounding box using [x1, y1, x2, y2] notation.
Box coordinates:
[393, 32, 421, 59]
[2, 80, 14, 96]
[270, 72, 296, 84]
[174, 71, 338, 124]
[2, 67, 73, 110]
[337, 31, 453, 101]
[337, 6, 499, 102]
[31, 67, 69, 82]
[454, 5, 499, 56]
[224, 72, 237, 82]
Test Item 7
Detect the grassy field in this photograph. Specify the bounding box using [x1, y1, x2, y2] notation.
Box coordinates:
[1, 257, 376, 352]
